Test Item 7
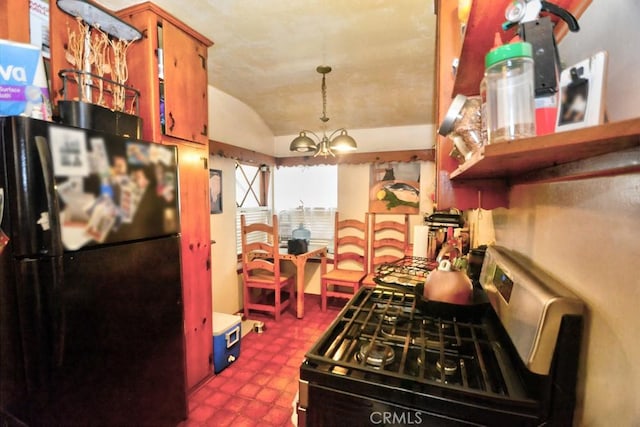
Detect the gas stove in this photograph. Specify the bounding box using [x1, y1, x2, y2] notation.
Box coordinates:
[298, 246, 584, 426]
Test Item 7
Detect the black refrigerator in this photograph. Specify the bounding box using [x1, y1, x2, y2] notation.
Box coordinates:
[0, 116, 187, 426]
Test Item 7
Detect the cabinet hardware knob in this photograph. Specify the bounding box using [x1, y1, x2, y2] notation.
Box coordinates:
[169, 112, 175, 131]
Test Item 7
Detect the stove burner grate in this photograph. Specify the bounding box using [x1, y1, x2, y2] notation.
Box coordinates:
[312, 287, 511, 396]
[355, 342, 395, 368]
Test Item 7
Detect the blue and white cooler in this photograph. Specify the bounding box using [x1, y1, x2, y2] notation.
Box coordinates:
[212, 312, 241, 374]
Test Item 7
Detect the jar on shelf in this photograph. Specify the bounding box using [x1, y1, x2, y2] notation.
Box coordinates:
[438, 94, 484, 163]
[484, 42, 536, 144]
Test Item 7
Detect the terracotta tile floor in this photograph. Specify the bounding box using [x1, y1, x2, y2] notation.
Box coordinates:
[181, 295, 344, 427]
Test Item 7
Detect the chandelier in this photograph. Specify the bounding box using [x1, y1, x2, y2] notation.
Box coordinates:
[289, 65, 357, 157]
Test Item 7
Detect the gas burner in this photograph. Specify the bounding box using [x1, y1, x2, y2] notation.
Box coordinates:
[421, 318, 453, 336]
[415, 355, 458, 377]
[373, 305, 404, 324]
[355, 343, 395, 368]
[436, 358, 458, 376]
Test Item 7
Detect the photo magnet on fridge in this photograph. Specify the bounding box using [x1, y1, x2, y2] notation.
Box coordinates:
[556, 51, 608, 132]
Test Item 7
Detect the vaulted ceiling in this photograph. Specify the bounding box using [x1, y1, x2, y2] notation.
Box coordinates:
[97, 0, 437, 137]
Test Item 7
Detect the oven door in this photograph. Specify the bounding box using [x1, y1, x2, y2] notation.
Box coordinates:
[299, 380, 542, 427]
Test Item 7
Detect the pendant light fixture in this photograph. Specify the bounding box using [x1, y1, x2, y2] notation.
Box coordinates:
[289, 65, 357, 156]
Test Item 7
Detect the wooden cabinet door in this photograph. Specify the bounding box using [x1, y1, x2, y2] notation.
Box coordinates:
[173, 141, 212, 390]
[0, 0, 29, 42]
[162, 21, 209, 144]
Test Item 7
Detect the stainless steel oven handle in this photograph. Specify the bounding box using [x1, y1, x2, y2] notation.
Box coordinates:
[297, 407, 307, 427]
[297, 379, 308, 427]
[298, 379, 309, 408]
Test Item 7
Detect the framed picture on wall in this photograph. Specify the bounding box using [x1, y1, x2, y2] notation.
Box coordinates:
[209, 169, 222, 214]
[369, 162, 420, 214]
[556, 51, 608, 132]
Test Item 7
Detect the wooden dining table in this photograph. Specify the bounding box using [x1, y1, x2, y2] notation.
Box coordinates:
[279, 244, 328, 319]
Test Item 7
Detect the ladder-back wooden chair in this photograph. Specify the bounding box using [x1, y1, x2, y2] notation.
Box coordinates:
[361, 213, 410, 287]
[241, 214, 294, 320]
[320, 212, 369, 311]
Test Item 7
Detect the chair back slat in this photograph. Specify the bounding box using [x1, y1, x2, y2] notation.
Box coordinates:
[337, 235, 365, 247]
[372, 238, 406, 251]
[244, 241, 274, 257]
[244, 222, 274, 234]
[245, 259, 276, 274]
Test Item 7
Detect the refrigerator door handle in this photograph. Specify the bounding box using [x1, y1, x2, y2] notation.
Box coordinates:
[35, 136, 67, 367]
[34, 135, 63, 257]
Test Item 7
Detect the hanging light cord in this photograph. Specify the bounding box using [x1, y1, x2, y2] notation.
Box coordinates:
[320, 71, 329, 123]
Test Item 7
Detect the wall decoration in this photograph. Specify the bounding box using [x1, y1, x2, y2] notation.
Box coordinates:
[209, 169, 222, 214]
[369, 162, 420, 214]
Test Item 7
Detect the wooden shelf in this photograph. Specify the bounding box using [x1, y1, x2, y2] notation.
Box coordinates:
[450, 118, 640, 182]
[435, 0, 598, 209]
[453, 0, 591, 96]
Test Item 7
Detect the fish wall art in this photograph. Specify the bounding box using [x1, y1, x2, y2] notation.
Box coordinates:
[369, 162, 420, 214]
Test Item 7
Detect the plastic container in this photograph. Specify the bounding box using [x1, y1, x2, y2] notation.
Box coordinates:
[484, 42, 536, 144]
[438, 94, 483, 162]
[292, 223, 311, 243]
[212, 312, 241, 374]
[535, 93, 558, 136]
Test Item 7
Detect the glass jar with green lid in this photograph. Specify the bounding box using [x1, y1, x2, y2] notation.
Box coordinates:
[484, 41, 536, 144]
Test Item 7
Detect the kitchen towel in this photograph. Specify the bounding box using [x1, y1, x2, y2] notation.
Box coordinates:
[413, 225, 428, 258]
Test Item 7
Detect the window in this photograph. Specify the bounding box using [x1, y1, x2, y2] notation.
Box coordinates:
[235, 163, 338, 254]
[235, 162, 271, 254]
[236, 162, 268, 208]
[274, 165, 337, 247]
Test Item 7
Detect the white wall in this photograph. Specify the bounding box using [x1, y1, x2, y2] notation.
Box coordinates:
[208, 86, 274, 152]
[488, 1, 640, 425]
[207, 87, 273, 314]
[208, 156, 242, 315]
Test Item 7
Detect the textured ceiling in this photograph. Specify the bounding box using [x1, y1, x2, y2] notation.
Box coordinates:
[97, 0, 437, 136]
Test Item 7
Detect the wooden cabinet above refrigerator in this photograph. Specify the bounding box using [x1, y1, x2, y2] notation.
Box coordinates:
[116, 2, 213, 145]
